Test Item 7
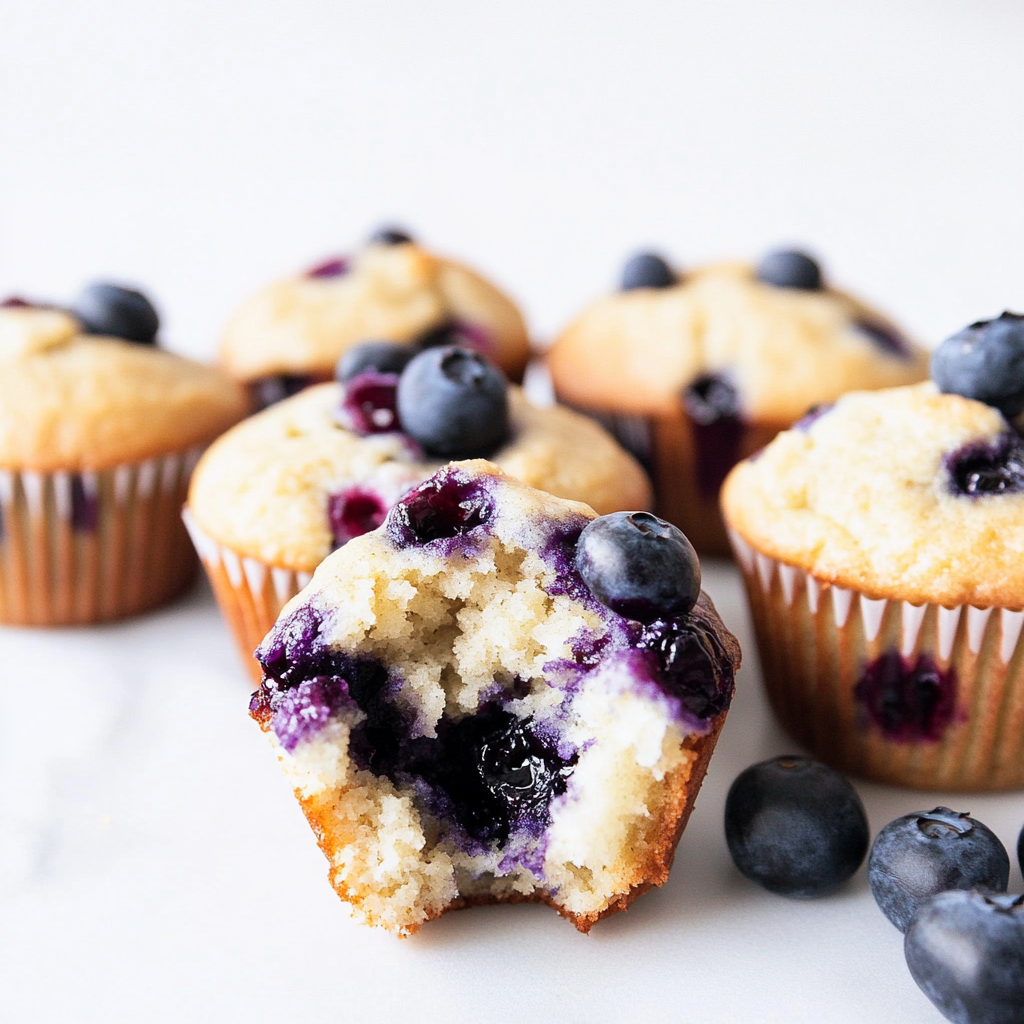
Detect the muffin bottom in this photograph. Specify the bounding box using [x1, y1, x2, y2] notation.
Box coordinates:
[730, 531, 1024, 791]
[0, 452, 201, 625]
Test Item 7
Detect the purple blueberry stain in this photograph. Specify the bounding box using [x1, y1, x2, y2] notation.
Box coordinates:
[339, 370, 402, 435]
[682, 372, 744, 499]
[384, 467, 494, 551]
[70, 475, 98, 532]
[854, 651, 958, 742]
[305, 256, 350, 279]
[327, 487, 388, 548]
[853, 318, 913, 359]
[946, 433, 1024, 496]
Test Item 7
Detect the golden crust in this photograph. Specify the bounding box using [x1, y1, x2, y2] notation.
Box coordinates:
[721, 383, 1024, 609]
[188, 384, 653, 572]
[548, 261, 928, 423]
[219, 243, 530, 383]
[0, 328, 250, 471]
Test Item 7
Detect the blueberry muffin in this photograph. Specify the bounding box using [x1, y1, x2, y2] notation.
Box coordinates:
[250, 461, 740, 935]
[721, 313, 1024, 790]
[0, 289, 248, 624]
[220, 227, 531, 408]
[187, 344, 653, 680]
[548, 248, 929, 555]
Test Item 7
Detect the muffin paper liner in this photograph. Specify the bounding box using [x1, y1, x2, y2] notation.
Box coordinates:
[562, 401, 779, 556]
[183, 509, 310, 684]
[729, 528, 1024, 791]
[0, 447, 204, 625]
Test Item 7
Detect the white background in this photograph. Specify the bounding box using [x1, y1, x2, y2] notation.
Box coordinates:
[2, 3, 1024, 1022]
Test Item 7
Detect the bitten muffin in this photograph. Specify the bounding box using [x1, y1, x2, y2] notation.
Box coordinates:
[249, 461, 740, 935]
[0, 294, 249, 624]
[220, 227, 531, 407]
[548, 249, 930, 555]
[187, 345, 652, 680]
[722, 342, 1024, 790]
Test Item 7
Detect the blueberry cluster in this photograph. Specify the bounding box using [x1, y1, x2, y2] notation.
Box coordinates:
[336, 339, 511, 458]
[724, 757, 1024, 1021]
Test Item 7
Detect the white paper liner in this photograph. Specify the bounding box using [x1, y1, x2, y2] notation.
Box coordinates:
[183, 509, 310, 683]
[728, 528, 1024, 791]
[0, 446, 203, 625]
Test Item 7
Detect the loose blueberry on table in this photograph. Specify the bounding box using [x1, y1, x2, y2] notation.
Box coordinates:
[868, 807, 1009, 932]
[72, 282, 160, 345]
[931, 311, 1024, 418]
[904, 890, 1024, 1024]
[396, 345, 509, 458]
[755, 248, 822, 291]
[620, 251, 676, 291]
[724, 755, 869, 897]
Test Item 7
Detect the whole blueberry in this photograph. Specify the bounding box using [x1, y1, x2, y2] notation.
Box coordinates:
[931, 312, 1024, 418]
[368, 225, 414, 246]
[755, 248, 823, 291]
[396, 346, 509, 458]
[575, 512, 700, 622]
[724, 755, 869, 898]
[73, 283, 159, 345]
[336, 341, 416, 382]
[905, 890, 1024, 1024]
[868, 807, 1009, 932]
[620, 252, 676, 291]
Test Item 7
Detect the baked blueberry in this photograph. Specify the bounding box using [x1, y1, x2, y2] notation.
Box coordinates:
[396, 346, 509, 458]
[724, 755, 869, 897]
[73, 282, 159, 345]
[336, 341, 416, 382]
[947, 434, 1024, 497]
[339, 370, 401, 435]
[575, 511, 700, 622]
[368, 226, 414, 246]
[305, 256, 349, 279]
[868, 807, 1009, 932]
[1019, 824, 1023, 875]
[931, 311, 1024, 418]
[620, 252, 676, 291]
[755, 249, 823, 291]
[905, 890, 1024, 1024]
[251, 373, 315, 410]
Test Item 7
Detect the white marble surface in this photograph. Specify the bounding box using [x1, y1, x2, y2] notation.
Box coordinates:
[1, 564, 1021, 1023]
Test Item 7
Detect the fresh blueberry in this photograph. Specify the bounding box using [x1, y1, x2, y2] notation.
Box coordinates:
[396, 346, 509, 458]
[620, 252, 676, 291]
[755, 248, 823, 291]
[336, 341, 416, 382]
[905, 890, 1024, 1024]
[368, 226, 414, 246]
[72, 283, 159, 345]
[868, 808, 1010, 932]
[575, 512, 700, 622]
[931, 312, 1024, 418]
[724, 755, 869, 897]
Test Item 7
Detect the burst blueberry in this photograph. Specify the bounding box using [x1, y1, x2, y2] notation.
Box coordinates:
[73, 282, 159, 345]
[575, 512, 700, 622]
[336, 341, 416, 382]
[905, 890, 1024, 1024]
[868, 807, 1009, 932]
[396, 346, 509, 458]
[724, 755, 869, 897]
[620, 252, 676, 291]
[931, 311, 1024, 418]
[755, 248, 823, 291]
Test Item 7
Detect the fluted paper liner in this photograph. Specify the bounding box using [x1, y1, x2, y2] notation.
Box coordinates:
[183, 509, 310, 684]
[0, 447, 203, 625]
[729, 528, 1024, 791]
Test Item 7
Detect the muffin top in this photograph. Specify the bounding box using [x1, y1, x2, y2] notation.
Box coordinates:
[721, 383, 1024, 608]
[0, 305, 249, 471]
[219, 233, 531, 384]
[188, 382, 653, 571]
[549, 258, 929, 423]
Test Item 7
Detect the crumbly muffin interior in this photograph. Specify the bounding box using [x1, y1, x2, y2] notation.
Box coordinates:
[251, 462, 737, 935]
